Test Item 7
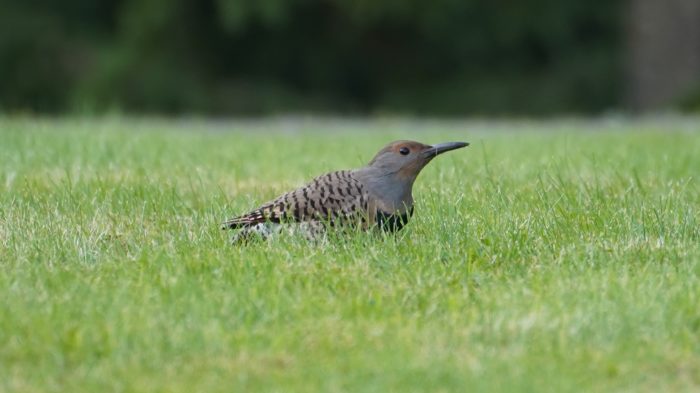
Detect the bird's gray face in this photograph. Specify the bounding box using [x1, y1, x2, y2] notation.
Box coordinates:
[368, 140, 469, 179]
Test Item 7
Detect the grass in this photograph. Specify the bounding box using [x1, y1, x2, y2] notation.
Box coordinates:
[1, 117, 699, 392]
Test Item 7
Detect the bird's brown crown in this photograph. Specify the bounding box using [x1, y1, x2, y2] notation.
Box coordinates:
[368, 140, 430, 166]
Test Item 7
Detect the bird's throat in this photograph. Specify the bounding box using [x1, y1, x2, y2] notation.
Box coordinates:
[354, 167, 415, 213]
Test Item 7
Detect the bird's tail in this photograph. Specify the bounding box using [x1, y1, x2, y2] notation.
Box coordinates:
[220, 210, 268, 230]
[220, 218, 248, 230]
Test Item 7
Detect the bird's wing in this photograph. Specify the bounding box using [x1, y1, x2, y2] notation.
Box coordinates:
[222, 170, 369, 229]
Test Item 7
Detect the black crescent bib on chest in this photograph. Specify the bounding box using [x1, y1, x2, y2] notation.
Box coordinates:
[376, 207, 414, 232]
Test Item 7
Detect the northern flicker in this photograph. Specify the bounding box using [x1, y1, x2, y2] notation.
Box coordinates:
[222, 140, 468, 243]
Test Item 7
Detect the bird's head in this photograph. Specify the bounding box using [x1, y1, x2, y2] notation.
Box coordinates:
[367, 140, 469, 180]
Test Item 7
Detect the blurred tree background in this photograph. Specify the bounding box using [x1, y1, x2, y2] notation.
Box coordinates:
[0, 0, 698, 116]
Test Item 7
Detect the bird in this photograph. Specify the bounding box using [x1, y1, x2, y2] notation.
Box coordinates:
[222, 140, 469, 243]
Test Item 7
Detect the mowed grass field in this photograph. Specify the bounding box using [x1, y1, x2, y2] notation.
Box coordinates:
[1, 117, 699, 392]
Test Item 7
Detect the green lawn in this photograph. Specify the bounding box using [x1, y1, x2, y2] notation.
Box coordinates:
[1, 117, 699, 392]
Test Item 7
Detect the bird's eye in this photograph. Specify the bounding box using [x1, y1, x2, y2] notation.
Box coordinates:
[399, 147, 410, 155]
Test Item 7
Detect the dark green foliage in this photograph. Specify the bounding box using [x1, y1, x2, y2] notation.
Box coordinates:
[0, 0, 623, 115]
[678, 84, 700, 113]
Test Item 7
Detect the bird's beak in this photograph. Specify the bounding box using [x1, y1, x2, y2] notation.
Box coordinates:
[423, 141, 469, 158]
